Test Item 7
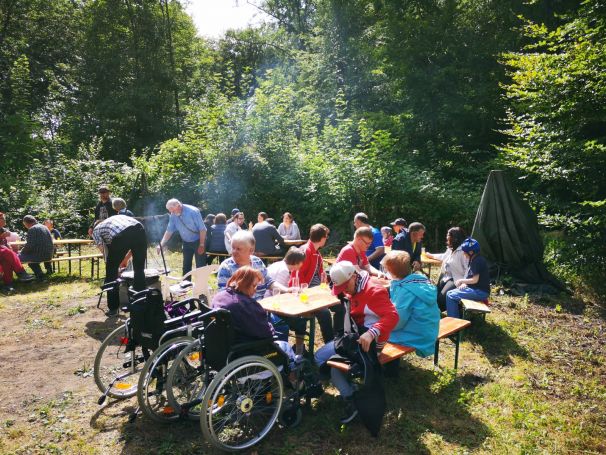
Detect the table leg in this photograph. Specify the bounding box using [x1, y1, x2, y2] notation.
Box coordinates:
[68, 245, 72, 275]
[308, 317, 316, 358]
[78, 245, 82, 276]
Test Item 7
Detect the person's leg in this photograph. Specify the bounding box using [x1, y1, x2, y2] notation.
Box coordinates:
[182, 241, 196, 276]
[315, 308, 334, 343]
[0, 248, 14, 285]
[286, 317, 307, 355]
[105, 243, 128, 312]
[28, 263, 44, 279]
[314, 341, 354, 398]
[446, 287, 489, 317]
[438, 279, 455, 311]
[44, 261, 53, 274]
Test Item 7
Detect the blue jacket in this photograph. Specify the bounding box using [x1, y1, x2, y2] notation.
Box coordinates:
[392, 229, 422, 263]
[388, 273, 440, 357]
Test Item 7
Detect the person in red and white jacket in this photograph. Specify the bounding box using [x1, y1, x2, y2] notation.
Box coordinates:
[290, 223, 329, 287]
[314, 260, 399, 424]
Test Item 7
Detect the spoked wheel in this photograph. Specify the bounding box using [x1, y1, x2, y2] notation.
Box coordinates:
[137, 336, 193, 423]
[166, 339, 209, 420]
[200, 355, 284, 452]
[94, 324, 146, 399]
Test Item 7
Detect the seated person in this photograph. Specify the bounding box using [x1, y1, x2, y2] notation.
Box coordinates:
[315, 261, 399, 424]
[277, 212, 301, 240]
[381, 226, 393, 247]
[212, 266, 294, 358]
[206, 213, 228, 262]
[445, 238, 490, 318]
[18, 215, 54, 280]
[266, 247, 332, 355]
[336, 227, 383, 277]
[252, 217, 286, 256]
[392, 222, 425, 272]
[382, 251, 440, 358]
[425, 227, 467, 310]
[43, 219, 62, 275]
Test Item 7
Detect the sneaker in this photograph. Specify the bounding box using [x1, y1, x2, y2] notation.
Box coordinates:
[16, 271, 35, 282]
[1, 285, 16, 294]
[339, 397, 358, 424]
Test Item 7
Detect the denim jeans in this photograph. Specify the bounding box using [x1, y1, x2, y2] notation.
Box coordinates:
[182, 240, 206, 276]
[446, 287, 489, 318]
[314, 341, 354, 398]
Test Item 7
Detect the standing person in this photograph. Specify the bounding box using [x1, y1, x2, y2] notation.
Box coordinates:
[278, 212, 301, 240]
[157, 199, 207, 276]
[43, 219, 61, 275]
[392, 222, 426, 272]
[445, 238, 490, 318]
[314, 261, 399, 424]
[352, 213, 385, 269]
[425, 227, 467, 310]
[224, 211, 245, 254]
[18, 215, 54, 281]
[112, 198, 134, 217]
[336, 227, 382, 277]
[93, 215, 147, 316]
[88, 185, 113, 236]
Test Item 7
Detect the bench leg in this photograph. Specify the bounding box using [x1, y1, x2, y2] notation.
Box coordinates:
[90, 258, 94, 279]
[454, 331, 462, 370]
[434, 340, 440, 367]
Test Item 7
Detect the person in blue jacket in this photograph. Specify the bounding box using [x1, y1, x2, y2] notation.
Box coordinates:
[382, 250, 440, 358]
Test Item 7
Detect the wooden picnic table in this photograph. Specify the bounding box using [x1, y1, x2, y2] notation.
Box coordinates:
[10, 238, 95, 275]
[259, 285, 340, 356]
[284, 239, 307, 247]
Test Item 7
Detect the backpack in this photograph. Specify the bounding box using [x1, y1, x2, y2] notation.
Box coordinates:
[129, 288, 166, 350]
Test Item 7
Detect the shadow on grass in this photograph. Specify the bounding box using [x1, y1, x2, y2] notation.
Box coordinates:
[84, 315, 126, 341]
[464, 318, 529, 367]
[9, 273, 99, 295]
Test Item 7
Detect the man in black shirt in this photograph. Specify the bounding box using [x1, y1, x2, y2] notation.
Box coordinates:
[88, 185, 114, 236]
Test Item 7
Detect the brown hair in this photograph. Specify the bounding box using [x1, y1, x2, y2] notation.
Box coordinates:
[258, 212, 268, 221]
[283, 212, 293, 221]
[284, 247, 306, 265]
[354, 226, 373, 240]
[382, 250, 411, 279]
[408, 222, 426, 233]
[214, 213, 227, 224]
[309, 223, 329, 242]
[227, 266, 263, 293]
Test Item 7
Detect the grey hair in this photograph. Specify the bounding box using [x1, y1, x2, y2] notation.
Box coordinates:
[165, 198, 181, 210]
[231, 230, 255, 249]
[112, 198, 126, 211]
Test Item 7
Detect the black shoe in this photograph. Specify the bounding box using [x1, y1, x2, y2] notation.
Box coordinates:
[1, 285, 16, 294]
[106, 309, 119, 317]
[36, 275, 47, 283]
[339, 397, 358, 424]
[16, 271, 35, 282]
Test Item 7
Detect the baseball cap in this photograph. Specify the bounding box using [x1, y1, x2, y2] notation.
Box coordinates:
[231, 208, 240, 216]
[98, 185, 110, 193]
[330, 261, 356, 295]
[390, 218, 407, 227]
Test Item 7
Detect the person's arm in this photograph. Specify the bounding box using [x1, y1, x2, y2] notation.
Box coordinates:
[367, 245, 385, 264]
[358, 288, 399, 351]
[120, 251, 132, 268]
[216, 265, 230, 289]
[455, 274, 478, 288]
[269, 280, 290, 293]
[197, 230, 206, 255]
[425, 251, 445, 261]
[157, 231, 173, 252]
[292, 223, 301, 240]
[363, 263, 381, 277]
[273, 227, 286, 249]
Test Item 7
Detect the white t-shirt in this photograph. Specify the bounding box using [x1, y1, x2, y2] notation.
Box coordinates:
[224, 221, 241, 253]
[264, 261, 290, 297]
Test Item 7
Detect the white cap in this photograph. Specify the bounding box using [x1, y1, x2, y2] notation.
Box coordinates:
[330, 261, 356, 295]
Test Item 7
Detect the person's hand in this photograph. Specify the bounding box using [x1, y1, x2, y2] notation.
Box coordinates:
[248, 221, 253, 230]
[412, 261, 422, 272]
[119, 259, 129, 269]
[358, 331, 375, 352]
[156, 244, 162, 254]
[0, 231, 9, 239]
[320, 271, 328, 284]
[197, 244, 205, 255]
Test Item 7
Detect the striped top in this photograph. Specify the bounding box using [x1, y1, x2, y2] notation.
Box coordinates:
[92, 215, 141, 246]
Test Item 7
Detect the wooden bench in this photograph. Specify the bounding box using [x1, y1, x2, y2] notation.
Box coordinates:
[25, 254, 103, 279]
[461, 298, 491, 321]
[326, 317, 471, 373]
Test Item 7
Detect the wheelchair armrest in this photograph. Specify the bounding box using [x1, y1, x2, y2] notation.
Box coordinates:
[164, 309, 202, 327]
[129, 288, 152, 300]
[100, 280, 120, 292]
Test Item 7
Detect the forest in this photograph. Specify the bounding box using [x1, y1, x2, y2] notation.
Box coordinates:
[0, 0, 604, 298]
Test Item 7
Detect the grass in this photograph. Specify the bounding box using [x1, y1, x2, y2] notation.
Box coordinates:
[0, 256, 604, 454]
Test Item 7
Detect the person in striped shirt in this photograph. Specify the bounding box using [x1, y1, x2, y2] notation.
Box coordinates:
[93, 215, 147, 316]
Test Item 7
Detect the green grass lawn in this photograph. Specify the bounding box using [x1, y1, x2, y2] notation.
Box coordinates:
[0, 254, 604, 454]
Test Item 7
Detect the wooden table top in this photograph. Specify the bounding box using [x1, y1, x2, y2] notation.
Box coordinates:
[284, 239, 307, 246]
[421, 254, 442, 266]
[259, 285, 339, 318]
[10, 238, 93, 247]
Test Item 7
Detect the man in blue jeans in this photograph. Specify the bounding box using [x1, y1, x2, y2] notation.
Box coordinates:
[445, 238, 490, 317]
[158, 199, 207, 276]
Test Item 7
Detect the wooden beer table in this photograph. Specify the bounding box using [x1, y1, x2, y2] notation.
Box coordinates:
[259, 285, 340, 356]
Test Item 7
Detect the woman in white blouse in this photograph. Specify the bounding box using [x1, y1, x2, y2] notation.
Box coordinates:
[425, 227, 468, 310]
[277, 212, 301, 240]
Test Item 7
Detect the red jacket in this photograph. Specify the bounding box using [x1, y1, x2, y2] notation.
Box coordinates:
[349, 275, 399, 344]
[289, 240, 324, 286]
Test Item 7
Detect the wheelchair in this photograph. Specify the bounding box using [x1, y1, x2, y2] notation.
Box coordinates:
[93, 284, 208, 405]
[160, 308, 323, 452]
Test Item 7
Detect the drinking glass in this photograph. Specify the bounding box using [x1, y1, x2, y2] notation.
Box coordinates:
[300, 283, 309, 303]
[291, 276, 300, 296]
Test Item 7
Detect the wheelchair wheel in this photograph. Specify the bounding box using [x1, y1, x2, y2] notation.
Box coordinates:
[94, 324, 145, 399]
[200, 355, 284, 452]
[137, 336, 193, 423]
[165, 339, 209, 420]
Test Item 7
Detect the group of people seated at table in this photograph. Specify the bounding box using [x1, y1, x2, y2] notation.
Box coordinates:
[207, 213, 490, 425]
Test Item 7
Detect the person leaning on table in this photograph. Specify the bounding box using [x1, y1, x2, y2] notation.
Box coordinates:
[93, 215, 147, 316]
[157, 198, 207, 276]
